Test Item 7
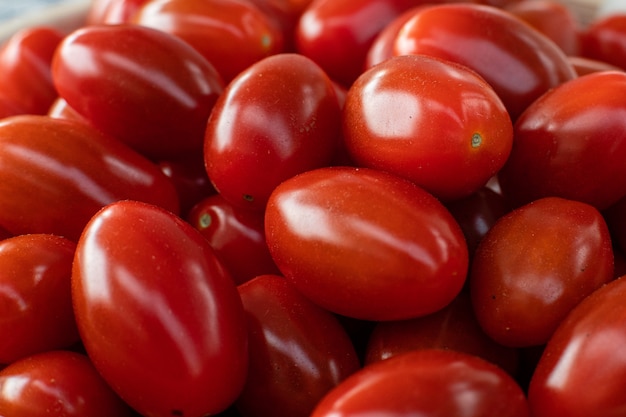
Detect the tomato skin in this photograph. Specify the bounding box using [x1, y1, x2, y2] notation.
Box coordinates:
[265, 166, 468, 321]
[236, 274, 361, 417]
[205, 53, 341, 211]
[86, 0, 150, 24]
[498, 71, 626, 210]
[528, 275, 626, 416]
[311, 349, 530, 417]
[0, 351, 135, 416]
[393, 3, 577, 120]
[343, 54, 513, 201]
[72, 200, 248, 417]
[52, 24, 224, 160]
[567, 55, 623, 76]
[0, 115, 179, 241]
[581, 14, 626, 71]
[470, 197, 614, 348]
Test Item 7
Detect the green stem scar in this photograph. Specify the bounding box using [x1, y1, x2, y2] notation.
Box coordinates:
[471, 133, 482, 148]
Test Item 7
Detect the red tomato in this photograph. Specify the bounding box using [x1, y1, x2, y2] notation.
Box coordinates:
[52, 24, 224, 160]
[393, 3, 577, 120]
[86, 0, 150, 24]
[528, 275, 626, 416]
[498, 71, 626, 210]
[343, 54, 513, 201]
[311, 349, 530, 417]
[47, 97, 86, 122]
[0, 234, 78, 364]
[245, 0, 314, 51]
[567, 55, 623, 76]
[133, 0, 285, 83]
[470, 197, 614, 347]
[581, 14, 626, 71]
[72, 200, 248, 416]
[264, 166, 468, 321]
[0, 93, 27, 119]
[205, 53, 341, 211]
[0, 351, 134, 416]
[236, 274, 361, 417]
[0, 115, 179, 241]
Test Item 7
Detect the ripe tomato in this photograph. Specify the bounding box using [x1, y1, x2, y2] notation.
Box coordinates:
[393, 3, 577, 120]
[528, 275, 626, 416]
[567, 55, 623, 76]
[72, 200, 248, 416]
[264, 166, 468, 321]
[205, 53, 341, 211]
[580, 14, 626, 71]
[470, 197, 614, 348]
[0, 350, 135, 416]
[86, 0, 149, 24]
[498, 71, 626, 210]
[343, 54, 513, 201]
[52, 23, 224, 160]
[311, 349, 530, 417]
[236, 274, 361, 417]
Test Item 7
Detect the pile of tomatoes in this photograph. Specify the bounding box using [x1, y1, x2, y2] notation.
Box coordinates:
[1, 0, 626, 415]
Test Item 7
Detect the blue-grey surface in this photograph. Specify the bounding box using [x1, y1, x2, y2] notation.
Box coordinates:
[0, 0, 68, 23]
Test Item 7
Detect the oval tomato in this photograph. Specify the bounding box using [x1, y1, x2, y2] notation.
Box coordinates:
[86, 0, 150, 24]
[580, 14, 626, 71]
[72, 200, 248, 417]
[265, 166, 468, 321]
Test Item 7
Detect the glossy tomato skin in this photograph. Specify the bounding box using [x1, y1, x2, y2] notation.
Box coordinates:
[0, 115, 179, 241]
[52, 24, 224, 160]
[311, 349, 530, 417]
[0, 351, 135, 416]
[265, 166, 468, 321]
[205, 53, 341, 211]
[343, 54, 513, 201]
[567, 55, 623, 76]
[528, 275, 626, 416]
[0, 234, 78, 364]
[236, 274, 361, 417]
[72, 200, 248, 417]
[581, 14, 626, 71]
[86, 0, 150, 24]
[498, 71, 626, 210]
[393, 3, 577, 120]
[470, 197, 614, 348]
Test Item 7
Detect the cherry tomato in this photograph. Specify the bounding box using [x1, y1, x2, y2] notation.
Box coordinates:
[0, 115, 179, 241]
[498, 71, 626, 210]
[264, 166, 468, 321]
[236, 274, 361, 417]
[47, 97, 86, 122]
[567, 55, 623, 76]
[52, 23, 224, 160]
[72, 200, 248, 417]
[205, 53, 341, 211]
[343, 54, 513, 201]
[393, 3, 577, 120]
[86, 0, 150, 24]
[528, 275, 626, 416]
[244, 0, 314, 51]
[470, 197, 614, 348]
[311, 349, 530, 417]
[0, 350, 135, 416]
[133, 0, 285, 83]
[580, 14, 626, 71]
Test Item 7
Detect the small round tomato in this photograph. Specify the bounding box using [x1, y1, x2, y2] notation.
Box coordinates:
[343, 54, 513, 201]
[265, 166, 468, 321]
[580, 14, 626, 71]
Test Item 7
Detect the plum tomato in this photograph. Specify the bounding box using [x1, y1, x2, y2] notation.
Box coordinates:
[343, 54, 513, 201]
[393, 3, 577, 120]
[311, 349, 530, 417]
[205, 53, 341, 211]
[236, 274, 361, 417]
[52, 23, 224, 160]
[470, 197, 614, 348]
[580, 14, 626, 71]
[264, 166, 468, 321]
[498, 71, 626, 210]
[86, 0, 150, 24]
[72, 200, 248, 417]
[528, 275, 626, 416]
[0, 350, 135, 417]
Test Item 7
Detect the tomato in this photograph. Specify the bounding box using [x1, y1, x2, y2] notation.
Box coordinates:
[0, 234, 78, 365]
[0, 350, 134, 416]
[52, 23, 224, 160]
[264, 166, 468, 321]
[498, 71, 626, 210]
[0, 115, 179, 241]
[86, 0, 150, 24]
[311, 349, 530, 417]
[343, 54, 513, 201]
[245, 0, 314, 51]
[470, 197, 614, 348]
[528, 275, 626, 416]
[72, 200, 248, 417]
[567, 55, 623, 76]
[133, 0, 285, 83]
[47, 97, 85, 122]
[393, 3, 577, 120]
[0, 93, 27, 119]
[236, 274, 361, 417]
[205, 53, 341, 211]
[580, 14, 626, 71]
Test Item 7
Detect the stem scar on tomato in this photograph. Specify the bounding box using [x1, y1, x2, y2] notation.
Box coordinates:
[199, 213, 212, 229]
[171, 410, 183, 416]
[243, 194, 254, 202]
[471, 133, 482, 148]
